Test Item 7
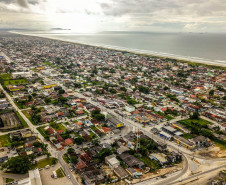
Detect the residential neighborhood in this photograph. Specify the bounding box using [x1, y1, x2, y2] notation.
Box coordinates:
[0, 32, 225, 185]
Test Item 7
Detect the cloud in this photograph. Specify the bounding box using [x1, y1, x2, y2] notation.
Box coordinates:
[16, 0, 29, 8]
[0, 0, 226, 32]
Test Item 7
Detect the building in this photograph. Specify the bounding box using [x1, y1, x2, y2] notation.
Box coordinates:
[105, 154, 120, 169]
[192, 136, 209, 147]
[119, 153, 145, 169]
[12, 72, 31, 78]
[150, 153, 168, 165]
[17, 169, 42, 185]
[81, 169, 105, 185]
[113, 166, 129, 179]
[162, 126, 177, 135]
[174, 135, 196, 149]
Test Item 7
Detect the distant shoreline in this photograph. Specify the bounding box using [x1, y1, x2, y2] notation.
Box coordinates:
[10, 31, 226, 68]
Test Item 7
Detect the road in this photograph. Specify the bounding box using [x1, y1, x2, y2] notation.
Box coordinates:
[168, 164, 226, 185]
[0, 83, 79, 185]
[58, 149, 79, 185]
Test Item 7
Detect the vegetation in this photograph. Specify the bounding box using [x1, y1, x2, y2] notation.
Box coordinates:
[32, 157, 58, 169]
[3, 78, 28, 86]
[91, 109, 105, 121]
[0, 134, 11, 147]
[63, 154, 70, 164]
[37, 126, 47, 137]
[15, 111, 28, 128]
[2, 156, 33, 174]
[50, 122, 66, 131]
[6, 178, 14, 183]
[56, 167, 65, 178]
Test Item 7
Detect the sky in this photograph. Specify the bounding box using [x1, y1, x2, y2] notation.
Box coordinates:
[0, 0, 226, 33]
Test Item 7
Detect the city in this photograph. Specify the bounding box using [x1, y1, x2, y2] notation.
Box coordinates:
[0, 32, 225, 185]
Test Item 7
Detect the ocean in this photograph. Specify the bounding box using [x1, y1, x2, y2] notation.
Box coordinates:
[17, 31, 226, 67]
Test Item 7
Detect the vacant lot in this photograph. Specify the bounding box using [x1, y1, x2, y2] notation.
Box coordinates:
[0, 73, 11, 80]
[32, 157, 58, 169]
[179, 118, 211, 126]
[0, 134, 11, 147]
[3, 78, 28, 86]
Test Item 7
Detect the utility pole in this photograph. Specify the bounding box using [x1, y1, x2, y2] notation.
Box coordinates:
[136, 127, 140, 153]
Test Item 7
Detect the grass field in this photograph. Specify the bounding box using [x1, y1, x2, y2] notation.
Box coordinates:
[32, 157, 57, 169]
[63, 154, 70, 164]
[0, 134, 11, 147]
[182, 133, 193, 139]
[37, 126, 47, 137]
[138, 156, 160, 170]
[22, 110, 36, 125]
[3, 78, 28, 86]
[6, 178, 14, 183]
[15, 111, 28, 128]
[56, 167, 65, 178]
[179, 118, 211, 127]
[0, 73, 11, 80]
[51, 123, 66, 131]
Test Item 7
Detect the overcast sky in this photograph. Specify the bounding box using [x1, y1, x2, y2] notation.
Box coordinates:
[0, 0, 226, 32]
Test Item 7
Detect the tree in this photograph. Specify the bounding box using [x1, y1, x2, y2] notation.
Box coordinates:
[109, 88, 117, 94]
[209, 89, 214, 97]
[33, 141, 43, 148]
[44, 97, 51, 104]
[94, 114, 105, 121]
[67, 148, 75, 154]
[190, 111, 200, 119]
[74, 137, 84, 145]
[59, 89, 65, 95]
[120, 87, 127, 92]
[97, 148, 112, 161]
[70, 156, 78, 164]
[2, 156, 32, 174]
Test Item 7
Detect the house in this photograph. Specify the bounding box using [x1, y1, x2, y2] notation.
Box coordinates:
[105, 154, 120, 169]
[174, 135, 196, 150]
[126, 168, 138, 177]
[192, 136, 209, 147]
[81, 169, 105, 185]
[113, 166, 129, 179]
[117, 146, 130, 154]
[21, 129, 32, 138]
[65, 138, 73, 145]
[150, 153, 168, 165]
[119, 153, 145, 169]
[162, 126, 177, 135]
[75, 160, 87, 172]
[56, 133, 64, 142]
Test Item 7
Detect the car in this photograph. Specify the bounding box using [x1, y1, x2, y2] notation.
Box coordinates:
[68, 175, 71, 179]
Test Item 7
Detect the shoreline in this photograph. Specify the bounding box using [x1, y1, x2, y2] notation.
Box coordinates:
[10, 31, 226, 68]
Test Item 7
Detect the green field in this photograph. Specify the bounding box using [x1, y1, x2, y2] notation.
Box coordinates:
[0, 134, 11, 147]
[22, 110, 36, 125]
[182, 133, 193, 139]
[50, 123, 66, 131]
[0, 73, 11, 80]
[63, 154, 70, 164]
[3, 78, 28, 86]
[15, 111, 28, 128]
[179, 118, 211, 127]
[6, 178, 14, 183]
[138, 156, 160, 170]
[37, 126, 47, 137]
[32, 157, 58, 169]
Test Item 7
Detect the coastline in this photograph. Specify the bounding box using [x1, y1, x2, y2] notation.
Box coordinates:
[10, 31, 226, 68]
